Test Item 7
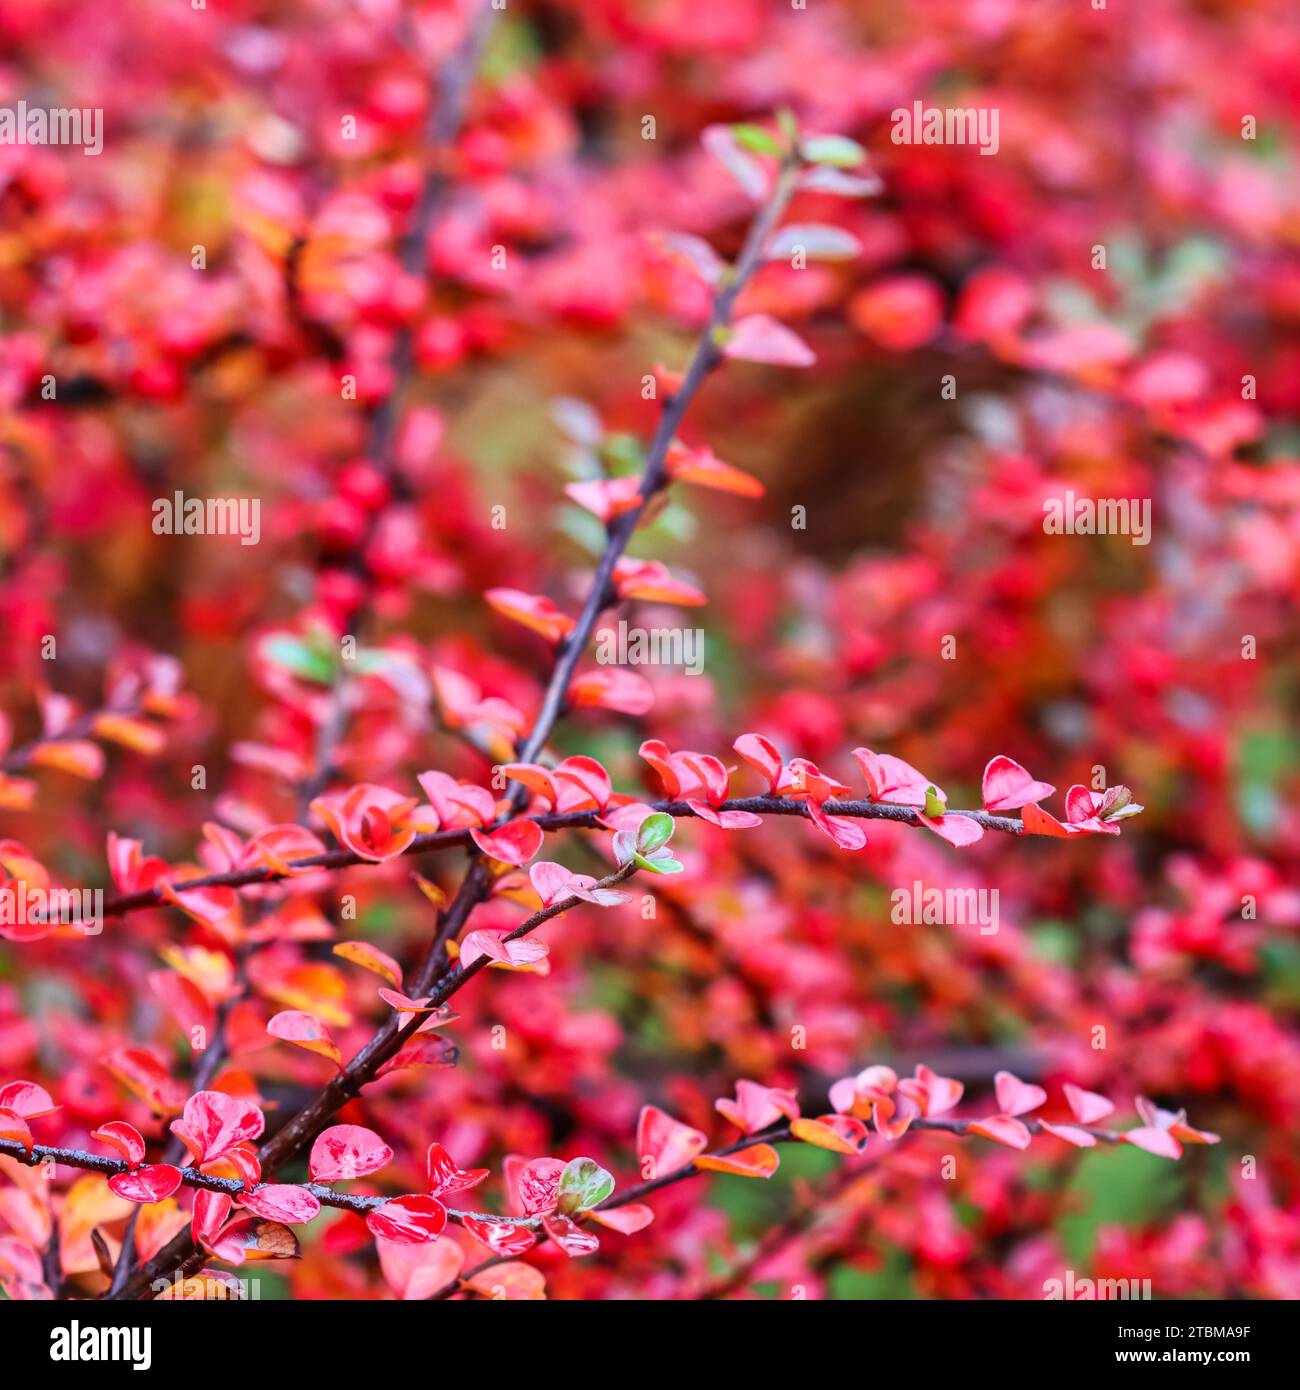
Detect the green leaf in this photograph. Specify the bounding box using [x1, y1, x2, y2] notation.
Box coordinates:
[600, 432, 646, 474]
[633, 850, 684, 875]
[731, 123, 782, 156]
[635, 812, 675, 855]
[1261, 940, 1300, 1007]
[557, 1157, 615, 1215]
[922, 785, 947, 819]
[800, 134, 867, 168]
[262, 635, 334, 684]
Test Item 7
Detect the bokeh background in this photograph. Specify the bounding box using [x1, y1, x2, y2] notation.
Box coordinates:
[2, 0, 1299, 1298]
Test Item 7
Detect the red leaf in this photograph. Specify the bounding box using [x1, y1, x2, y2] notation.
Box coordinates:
[803, 797, 867, 851]
[1020, 802, 1079, 838]
[365, 1194, 447, 1245]
[107, 1164, 183, 1205]
[917, 812, 985, 847]
[377, 988, 439, 1012]
[568, 668, 655, 716]
[542, 1211, 600, 1257]
[192, 1188, 233, 1252]
[149, 971, 215, 1039]
[377, 1235, 464, 1300]
[982, 756, 1057, 812]
[1063, 1083, 1115, 1126]
[724, 314, 815, 367]
[426, 1143, 490, 1198]
[638, 1105, 708, 1175]
[968, 1115, 1032, 1150]
[309, 1124, 394, 1183]
[169, 1090, 265, 1165]
[848, 273, 944, 351]
[552, 756, 612, 812]
[903, 1065, 964, 1118]
[851, 748, 937, 805]
[91, 1121, 146, 1169]
[1038, 1120, 1097, 1149]
[1124, 1127, 1183, 1160]
[732, 733, 783, 791]
[588, 1203, 654, 1234]
[469, 820, 544, 867]
[310, 783, 418, 862]
[462, 1260, 545, 1299]
[564, 476, 643, 523]
[460, 1213, 538, 1256]
[994, 1071, 1047, 1118]
[0, 1081, 57, 1120]
[377, 1033, 459, 1078]
[715, 1079, 800, 1134]
[529, 860, 578, 907]
[239, 1184, 322, 1224]
[0, 1109, 33, 1151]
[102, 1045, 187, 1116]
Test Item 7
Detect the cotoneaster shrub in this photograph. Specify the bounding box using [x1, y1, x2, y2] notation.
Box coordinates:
[1, 0, 1296, 1303]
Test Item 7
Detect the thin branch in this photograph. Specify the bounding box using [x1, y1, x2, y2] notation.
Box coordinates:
[103, 142, 1015, 1299]
[9, 1108, 1124, 1299]
[0, 1138, 529, 1226]
[107, 861, 637, 1299]
[217, 147, 811, 1183]
[100, 797, 1024, 917]
[433, 1113, 1127, 1299]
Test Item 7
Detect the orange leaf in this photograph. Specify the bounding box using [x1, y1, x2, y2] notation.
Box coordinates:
[412, 874, 447, 909]
[587, 1203, 654, 1234]
[332, 941, 403, 989]
[462, 1260, 547, 1300]
[0, 773, 36, 810]
[791, 1115, 868, 1154]
[694, 1143, 780, 1178]
[665, 442, 765, 497]
[0, 1109, 33, 1152]
[266, 1010, 341, 1066]
[484, 588, 575, 644]
[92, 714, 167, 756]
[30, 740, 105, 779]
